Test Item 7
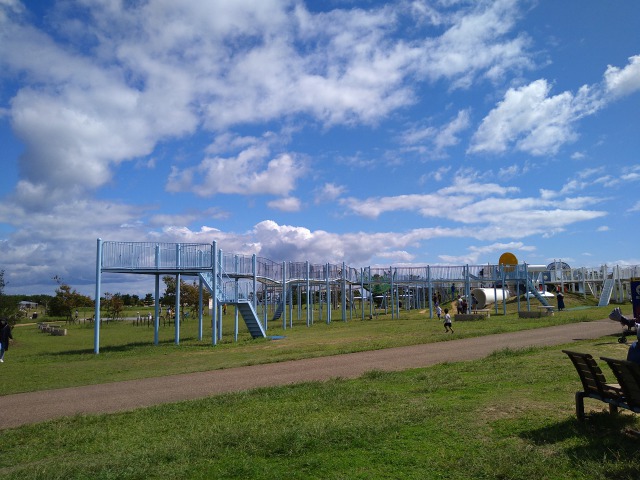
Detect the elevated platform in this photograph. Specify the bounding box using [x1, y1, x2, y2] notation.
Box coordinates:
[93, 239, 639, 354]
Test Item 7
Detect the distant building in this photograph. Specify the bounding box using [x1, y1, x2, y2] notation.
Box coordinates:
[18, 300, 38, 309]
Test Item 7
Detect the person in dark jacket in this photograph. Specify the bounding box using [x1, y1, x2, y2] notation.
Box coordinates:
[556, 288, 565, 311]
[627, 338, 640, 365]
[0, 318, 13, 363]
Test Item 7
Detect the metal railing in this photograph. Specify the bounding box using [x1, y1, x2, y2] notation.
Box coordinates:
[101, 241, 213, 270]
[100, 241, 640, 287]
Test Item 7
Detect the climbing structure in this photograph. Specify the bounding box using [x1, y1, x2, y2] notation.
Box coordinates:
[93, 239, 640, 354]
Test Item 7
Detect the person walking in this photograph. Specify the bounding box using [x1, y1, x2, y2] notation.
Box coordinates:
[0, 318, 13, 363]
[443, 308, 453, 333]
[557, 288, 565, 311]
[436, 305, 442, 320]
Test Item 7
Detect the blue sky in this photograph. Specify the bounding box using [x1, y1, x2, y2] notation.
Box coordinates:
[1, 0, 639, 296]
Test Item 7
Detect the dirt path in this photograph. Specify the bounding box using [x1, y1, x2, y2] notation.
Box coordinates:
[0, 320, 620, 430]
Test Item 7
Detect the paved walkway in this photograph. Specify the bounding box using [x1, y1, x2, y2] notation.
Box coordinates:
[0, 320, 619, 430]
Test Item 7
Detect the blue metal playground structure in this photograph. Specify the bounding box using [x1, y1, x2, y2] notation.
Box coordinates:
[93, 239, 639, 354]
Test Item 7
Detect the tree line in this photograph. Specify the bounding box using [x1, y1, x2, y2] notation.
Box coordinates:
[0, 270, 209, 324]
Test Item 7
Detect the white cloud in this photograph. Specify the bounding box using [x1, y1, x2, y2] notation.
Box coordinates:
[0, 0, 535, 211]
[469, 79, 586, 156]
[0, 1, 637, 296]
[622, 172, 640, 182]
[401, 109, 471, 157]
[340, 193, 454, 219]
[167, 150, 306, 197]
[314, 183, 347, 204]
[11, 86, 166, 191]
[414, 0, 532, 88]
[434, 110, 471, 151]
[577, 167, 605, 179]
[604, 55, 640, 98]
[249, 220, 465, 265]
[469, 55, 640, 157]
[268, 197, 302, 212]
[0, 196, 154, 293]
[432, 166, 451, 182]
[497, 163, 529, 180]
[149, 208, 228, 227]
[339, 173, 607, 241]
[437, 172, 520, 197]
[439, 241, 533, 265]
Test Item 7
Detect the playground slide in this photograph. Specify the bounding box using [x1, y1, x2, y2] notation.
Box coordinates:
[471, 288, 511, 309]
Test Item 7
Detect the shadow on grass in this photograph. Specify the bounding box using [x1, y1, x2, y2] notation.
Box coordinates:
[521, 414, 639, 474]
[593, 333, 629, 346]
[51, 337, 205, 356]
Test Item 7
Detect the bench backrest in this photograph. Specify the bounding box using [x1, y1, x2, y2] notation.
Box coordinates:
[562, 350, 612, 397]
[600, 357, 640, 410]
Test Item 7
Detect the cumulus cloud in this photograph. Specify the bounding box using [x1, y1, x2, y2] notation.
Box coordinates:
[167, 150, 306, 197]
[250, 220, 463, 265]
[469, 79, 582, 155]
[0, 0, 635, 296]
[0, 0, 535, 209]
[414, 0, 532, 88]
[470, 54, 640, 157]
[604, 55, 640, 98]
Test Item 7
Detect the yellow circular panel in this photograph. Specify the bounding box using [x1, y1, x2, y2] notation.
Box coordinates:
[499, 252, 518, 271]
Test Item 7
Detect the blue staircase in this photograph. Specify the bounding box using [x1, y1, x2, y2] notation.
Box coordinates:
[272, 300, 288, 321]
[526, 279, 551, 307]
[598, 278, 615, 307]
[199, 272, 266, 339]
[235, 300, 267, 338]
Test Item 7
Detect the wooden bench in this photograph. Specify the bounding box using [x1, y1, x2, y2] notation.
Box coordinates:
[454, 312, 489, 321]
[36, 323, 67, 336]
[562, 350, 623, 420]
[600, 357, 640, 414]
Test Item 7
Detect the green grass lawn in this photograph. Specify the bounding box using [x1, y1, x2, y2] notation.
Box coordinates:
[2, 294, 638, 479]
[1, 341, 638, 479]
[1, 293, 621, 395]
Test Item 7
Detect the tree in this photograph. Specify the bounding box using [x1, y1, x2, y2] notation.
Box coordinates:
[161, 276, 209, 319]
[160, 276, 176, 306]
[370, 274, 391, 308]
[47, 276, 93, 321]
[102, 292, 124, 321]
[121, 293, 133, 306]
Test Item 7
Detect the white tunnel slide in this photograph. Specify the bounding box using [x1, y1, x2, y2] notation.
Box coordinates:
[471, 288, 511, 309]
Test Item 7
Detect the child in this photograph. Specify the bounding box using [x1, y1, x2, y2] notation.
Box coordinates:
[443, 308, 453, 333]
[436, 305, 442, 320]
